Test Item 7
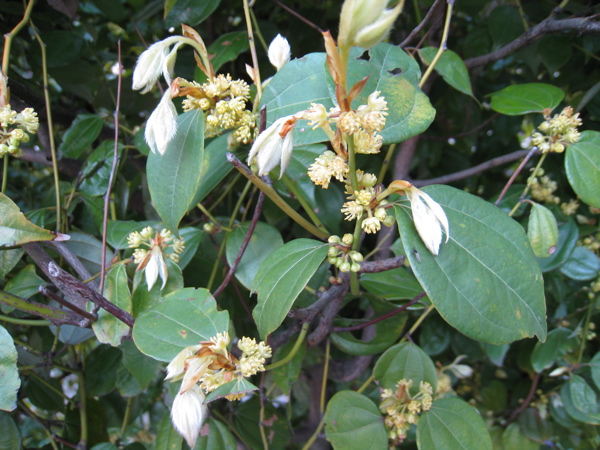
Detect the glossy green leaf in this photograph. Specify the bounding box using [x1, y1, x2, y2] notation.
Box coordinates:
[324, 391, 387, 450]
[0, 412, 20, 449]
[225, 221, 283, 290]
[0, 248, 23, 278]
[417, 397, 492, 450]
[559, 246, 600, 280]
[373, 342, 437, 394]
[106, 220, 150, 250]
[272, 339, 306, 394]
[538, 35, 573, 72]
[537, 216, 578, 272]
[252, 239, 329, 339]
[204, 378, 258, 403]
[59, 113, 103, 158]
[207, 32, 249, 74]
[147, 109, 205, 232]
[360, 267, 424, 301]
[531, 327, 577, 372]
[155, 412, 182, 450]
[395, 185, 547, 344]
[501, 422, 540, 450]
[0, 325, 20, 411]
[164, 0, 220, 28]
[85, 345, 122, 397]
[561, 376, 600, 424]
[191, 134, 234, 206]
[4, 264, 45, 299]
[518, 407, 553, 443]
[419, 317, 451, 356]
[420, 47, 474, 97]
[64, 231, 111, 275]
[133, 288, 229, 362]
[195, 418, 236, 450]
[488, 5, 524, 48]
[79, 141, 122, 197]
[489, 83, 564, 115]
[591, 352, 600, 391]
[234, 398, 290, 449]
[120, 340, 162, 390]
[261, 52, 333, 146]
[0, 193, 56, 247]
[565, 130, 600, 208]
[483, 343, 510, 367]
[50, 324, 95, 345]
[330, 296, 407, 355]
[93, 265, 131, 347]
[178, 227, 203, 270]
[527, 202, 559, 257]
[132, 258, 184, 317]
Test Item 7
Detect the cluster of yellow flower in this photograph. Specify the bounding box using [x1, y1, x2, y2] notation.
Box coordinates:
[531, 106, 581, 153]
[166, 332, 271, 447]
[127, 227, 185, 290]
[0, 105, 39, 157]
[379, 379, 433, 444]
[529, 171, 560, 204]
[327, 234, 364, 272]
[180, 74, 257, 143]
[561, 198, 580, 216]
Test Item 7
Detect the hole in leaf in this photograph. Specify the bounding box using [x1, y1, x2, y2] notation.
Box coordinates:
[388, 67, 403, 75]
[356, 50, 370, 61]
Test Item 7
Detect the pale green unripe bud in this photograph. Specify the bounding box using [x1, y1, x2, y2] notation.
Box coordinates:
[328, 246, 339, 257]
[342, 233, 354, 245]
[349, 251, 363, 262]
[374, 207, 387, 221]
[328, 256, 339, 265]
[336, 257, 344, 267]
[350, 262, 361, 272]
[382, 215, 395, 227]
[203, 223, 218, 234]
[339, 262, 351, 273]
[338, 0, 403, 49]
[328, 235, 342, 244]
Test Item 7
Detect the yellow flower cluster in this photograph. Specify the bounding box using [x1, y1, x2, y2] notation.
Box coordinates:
[531, 106, 581, 153]
[180, 74, 257, 143]
[561, 199, 579, 216]
[0, 105, 39, 157]
[529, 172, 560, 204]
[327, 234, 363, 272]
[166, 331, 271, 401]
[379, 379, 433, 444]
[340, 173, 394, 234]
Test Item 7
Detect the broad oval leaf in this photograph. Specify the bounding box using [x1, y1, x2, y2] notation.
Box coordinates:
[489, 83, 564, 115]
[559, 246, 600, 281]
[527, 202, 559, 257]
[204, 378, 258, 403]
[419, 47, 474, 97]
[501, 422, 539, 450]
[361, 267, 424, 301]
[395, 185, 547, 344]
[0, 412, 20, 449]
[373, 342, 438, 394]
[324, 391, 387, 450]
[417, 397, 492, 450]
[164, 0, 220, 28]
[191, 134, 234, 206]
[252, 239, 329, 339]
[195, 418, 236, 450]
[133, 288, 229, 362]
[561, 376, 600, 425]
[208, 31, 249, 74]
[565, 130, 600, 208]
[530, 327, 578, 372]
[0, 325, 20, 411]
[4, 264, 46, 299]
[58, 113, 103, 158]
[93, 265, 132, 347]
[147, 109, 205, 232]
[537, 216, 578, 272]
[225, 221, 283, 290]
[591, 352, 600, 391]
[155, 411, 182, 450]
[0, 193, 57, 247]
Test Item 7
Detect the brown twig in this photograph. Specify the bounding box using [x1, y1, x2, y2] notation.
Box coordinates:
[400, 0, 446, 48]
[506, 372, 541, 425]
[359, 255, 405, 273]
[288, 275, 349, 323]
[495, 146, 539, 206]
[39, 286, 97, 323]
[273, 0, 323, 33]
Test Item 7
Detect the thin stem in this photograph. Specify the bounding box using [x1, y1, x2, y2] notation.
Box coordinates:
[405, 304, 435, 338]
[197, 202, 222, 228]
[0, 315, 51, 326]
[508, 153, 547, 217]
[18, 400, 60, 450]
[227, 180, 252, 230]
[320, 339, 330, 414]
[377, 143, 396, 183]
[301, 417, 325, 450]
[577, 296, 596, 365]
[259, 379, 269, 450]
[265, 322, 310, 370]
[2, 0, 35, 74]
[349, 218, 363, 295]
[120, 396, 134, 438]
[494, 146, 538, 206]
[346, 138, 359, 193]
[243, 0, 262, 104]
[99, 41, 123, 294]
[281, 175, 330, 234]
[515, 0, 529, 31]
[1, 158, 7, 193]
[75, 348, 88, 448]
[419, 0, 454, 88]
[356, 375, 374, 394]
[208, 172, 242, 213]
[250, 9, 268, 51]
[30, 24, 61, 231]
[227, 153, 329, 240]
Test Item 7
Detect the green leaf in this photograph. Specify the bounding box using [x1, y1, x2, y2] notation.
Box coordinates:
[489, 83, 564, 115]
[64, 231, 111, 275]
[106, 220, 149, 250]
[419, 317, 451, 356]
[565, 130, 600, 208]
[0, 248, 23, 278]
[527, 202, 559, 258]
[537, 216, 578, 272]
[191, 134, 234, 205]
[561, 376, 600, 424]
[207, 32, 249, 74]
[194, 418, 236, 450]
[324, 391, 387, 450]
[85, 345, 122, 397]
[79, 141, 123, 197]
[133, 288, 229, 362]
[234, 398, 290, 449]
[373, 342, 437, 394]
[155, 411, 183, 450]
[225, 221, 283, 290]
[147, 109, 205, 232]
[132, 258, 184, 317]
[4, 264, 45, 299]
[417, 397, 492, 450]
[419, 47, 474, 97]
[120, 340, 162, 390]
[0, 412, 20, 449]
[164, 0, 220, 28]
[530, 327, 578, 372]
[501, 422, 540, 450]
[0, 193, 57, 247]
[591, 352, 600, 391]
[59, 113, 103, 158]
[252, 239, 329, 339]
[488, 5, 524, 48]
[178, 227, 203, 270]
[395, 185, 547, 344]
[92, 265, 132, 346]
[272, 339, 306, 394]
[0, 325, 20, 411]
[330, 296, 408, 355]
[559, 246, 600, 281]
[204, 378, 258, 403]
[360, 267, 424, 301]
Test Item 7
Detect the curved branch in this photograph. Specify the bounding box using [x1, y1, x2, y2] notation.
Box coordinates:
[465, 16, 600, 69]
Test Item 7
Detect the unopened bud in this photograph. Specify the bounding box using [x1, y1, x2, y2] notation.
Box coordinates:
[339, 262, 351, 273]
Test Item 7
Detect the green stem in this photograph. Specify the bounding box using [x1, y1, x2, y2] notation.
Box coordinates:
[208, 172, 242, 213]
[0, 290, 71, 321]
[346, 137, 359, 193]
[302, 418, 326, 450]
[515, 0, 529, 31]
[77, 352, 88, 448]
[228, 180, 252, 229]
[18, 400, 60, 450]
[120, 396, 134, 438]
[320, 339, 330, 414]
[377, 143, 396, 183]
[349, 218, 363, 295]
[243, 0, 262, 105]
[281, 175, 330, 235]
[197, 202, 222, 228]
[1, 0, 35, 74]
[1, 158, 7, 194]
[250, 9, 268, 51]
[357, 375, 374, 394]
[31, 24, 61, 232]
[265, 322, 309, 370]
[576, 296, 596, 365]
[0, 314, 51, 326]
[419, 0, 454, 88]
[508, 153, 547, 217]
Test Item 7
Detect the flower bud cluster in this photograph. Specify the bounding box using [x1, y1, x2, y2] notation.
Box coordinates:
[379, 379, 433, 445]
[561, 199, 579, 216]
[528, 171, 559, 204]
[327, 234, 363, 272]
[531, 106, 582, 153]
[341, 182, 393, 234]
[308, 150, 349, 189]
[127, 227, 185, 290]
[0, 105, 39, 158]
[181, 74, 257, 143]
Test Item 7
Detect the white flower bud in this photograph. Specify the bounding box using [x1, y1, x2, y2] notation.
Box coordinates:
[145, 89, 178, 155]
[268, 34, 291, 71]
[171, 384, 207, 448]
[145, 245, 168, 291]
[406, 188, 450, 256]
[132, 41, 170, 93]
[338, 0, 403, 49]
[247, 115, 296, 178]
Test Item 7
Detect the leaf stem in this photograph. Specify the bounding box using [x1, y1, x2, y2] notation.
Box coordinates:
[265, 322, 309, 370]
[377, 143, 396, 183]
[120, 396, 134, 439]
[301, 417, 326, 450]
[349, 218, 363, 295]
[243, 0, 262, 105]
[357, 374, 375, 394]
[320, 339, 330, 414]
[0, 314, 51, 326]
[508, 152, 547, 217]
[419, 0, 454, 88]
[280, 174, 330, 234]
